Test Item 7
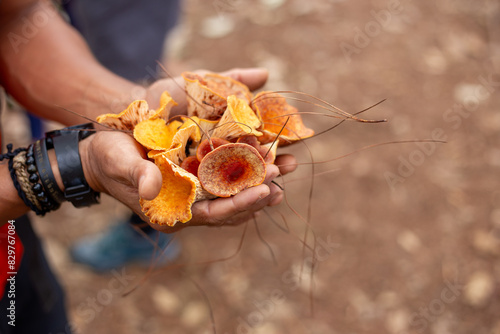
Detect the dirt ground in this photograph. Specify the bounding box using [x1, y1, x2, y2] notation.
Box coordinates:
[10, 0, 500, 333]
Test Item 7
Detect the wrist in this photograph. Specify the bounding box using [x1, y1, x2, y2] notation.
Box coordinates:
[78, 135, 102, 194]
[45, 123, 100, 207]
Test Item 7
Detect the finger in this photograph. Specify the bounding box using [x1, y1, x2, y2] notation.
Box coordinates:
[274, 154, 298, 175]
[191, 183, 271, 226]
[219, 68, 269, 91]
[268, 182, 284, 206]
[132, 160, 163, 200]
[263, 163, 280, 185]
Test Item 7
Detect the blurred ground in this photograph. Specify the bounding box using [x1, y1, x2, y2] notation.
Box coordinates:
[6, 0, 500, 333]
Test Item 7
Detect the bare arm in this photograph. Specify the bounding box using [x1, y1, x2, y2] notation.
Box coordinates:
[0, 0, 294, 230]
[0, 0, 145, 125]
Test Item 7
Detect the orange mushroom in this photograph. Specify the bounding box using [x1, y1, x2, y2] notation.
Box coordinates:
[251, 91, 314, 146]
[198, 143, 267, 197]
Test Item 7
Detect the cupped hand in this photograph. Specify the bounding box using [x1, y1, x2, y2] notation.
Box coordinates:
[150, 153, 297, 233]
[81, 130, 297, 233]
[80, 67, 297, 233]
[80, 130, 162, 221]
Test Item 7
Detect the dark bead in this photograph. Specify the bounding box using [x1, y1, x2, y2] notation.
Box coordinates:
[32, 183, 43, 193]
[29, 173, 39, 183]
[26, 156, 35, 165]
[36, 191, 46, 199]
[26, 145, 34, 157]
[39, 196, 49, 204]
[46, 137, 53, 146]
[27, 164, 37, 174]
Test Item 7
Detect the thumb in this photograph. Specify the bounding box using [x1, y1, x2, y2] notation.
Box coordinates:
[133, 160, 162, 200]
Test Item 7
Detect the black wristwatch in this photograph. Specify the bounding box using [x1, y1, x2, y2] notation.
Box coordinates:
[45, 123, 100, 208]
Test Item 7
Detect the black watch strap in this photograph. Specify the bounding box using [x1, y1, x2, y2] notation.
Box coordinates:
[46, 123, 100, 208]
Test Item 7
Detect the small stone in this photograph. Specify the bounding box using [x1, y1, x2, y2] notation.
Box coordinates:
[397, 230, 422, 254]
[463, 271, 495, 307]
[472, 230, 500, 256]
[259, 0, 285, 9]
[422, 47, 448, 74]
[385, 309, 409, 334]
[254, 322, 279, 334]
[151, 285, 181, 315]
[199, 16, 235, 39]
[454, 83, 489, 104]
[181, 301, 209, 327]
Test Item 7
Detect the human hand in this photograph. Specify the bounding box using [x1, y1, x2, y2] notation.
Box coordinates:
[80, 130, 297, 233]
[150, 154, 297, 233]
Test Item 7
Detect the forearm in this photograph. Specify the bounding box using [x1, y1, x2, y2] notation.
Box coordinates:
[0, 0, 146, 125]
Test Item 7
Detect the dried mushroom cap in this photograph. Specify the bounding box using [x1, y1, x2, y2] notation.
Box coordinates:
[196, 137, 230, 162]
[204, 73, 253, 103]
[182, 72, 252, 120]
[211, 95, 262, 141]
[251, 91, 314, 146]
[180, 156, 201, 177]
[97, 100, 153, 131]
[181, 116, 218, 142]
[148, 123, 198, 164]
[150, 91, 178, 121]
[133, 119, 182, 151]
[140, 154, 214, 227]
[198, 143, 267, 197]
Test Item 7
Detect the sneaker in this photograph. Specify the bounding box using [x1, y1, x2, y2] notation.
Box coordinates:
[70, 222, 180, 271]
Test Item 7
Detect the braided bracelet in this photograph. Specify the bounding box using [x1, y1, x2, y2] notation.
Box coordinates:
[1, 143, 59, 216]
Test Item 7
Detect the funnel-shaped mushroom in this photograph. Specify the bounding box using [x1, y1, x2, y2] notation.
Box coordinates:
[198, 143, 267, 197]
[251, 91, 314, 146]
[150, 91, 178, 121]
[180, 116, 219, 142]
[97, 100, 153, 131]
[140, 154, 215, 226]
[211, 95, 262, 141]
[133, 119, 182, 151]
[182, 72, 253, 120]
[148, 123, 199, 165]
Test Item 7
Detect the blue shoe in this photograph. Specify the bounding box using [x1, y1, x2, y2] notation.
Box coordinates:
[70, 222, 180, 271]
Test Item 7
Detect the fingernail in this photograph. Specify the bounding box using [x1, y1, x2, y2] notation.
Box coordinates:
[255, 190, 270, 204]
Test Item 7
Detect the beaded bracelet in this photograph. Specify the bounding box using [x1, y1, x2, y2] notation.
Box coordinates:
[25, 144, 60, 212]
[33, 139, 65, 204]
